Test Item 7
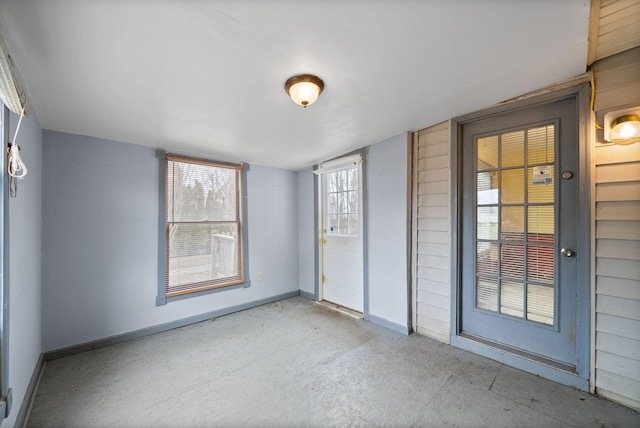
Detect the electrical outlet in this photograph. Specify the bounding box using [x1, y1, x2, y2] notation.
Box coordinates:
[258, 272, 263, 281]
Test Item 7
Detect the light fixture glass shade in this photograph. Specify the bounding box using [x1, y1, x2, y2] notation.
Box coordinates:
[285, 74, 324, 108]
[609, 114, 640, 145]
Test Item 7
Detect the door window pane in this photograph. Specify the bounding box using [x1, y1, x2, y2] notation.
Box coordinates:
[528, 165, 555, 203]
[501, 206, 524, 238]
[477, 207, 498, 240]
[527, 245, 554, 285]
[477, 278, 498, 311]
[527, 125, 555, 165]
[501, 281, 524, 318]
[477, 135, 499, 170]
[501, 130, 525, 167]
[477, 242, 498, 276]
[527, 285, 554, 325]
[528, 206, 555, 238]
[501, 244, 524, 279]
[501, 168, 525, 204]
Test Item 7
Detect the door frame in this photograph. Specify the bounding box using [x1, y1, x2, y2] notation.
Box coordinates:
[314, 148, 369, 319]
[450, 82, 592, 390]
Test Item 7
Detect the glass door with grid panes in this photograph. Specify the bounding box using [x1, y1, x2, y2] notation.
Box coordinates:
[461, 97, 578, 369]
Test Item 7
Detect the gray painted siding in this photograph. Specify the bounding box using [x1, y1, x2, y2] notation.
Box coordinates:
[593, 46, 640, 410]
[4, 111, 42, 427]
[414, 122, 451, 343]
[41, 131, 299, 352]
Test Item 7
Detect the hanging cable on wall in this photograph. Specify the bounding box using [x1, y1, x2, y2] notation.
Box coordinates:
[7, 106, 27, 197]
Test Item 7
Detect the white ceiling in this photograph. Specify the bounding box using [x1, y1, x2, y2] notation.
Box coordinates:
[0, 1, 590, 170]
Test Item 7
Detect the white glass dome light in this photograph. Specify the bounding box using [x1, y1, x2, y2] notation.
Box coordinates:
[284, 74, 324, 108]
[604, 107, 640, 145]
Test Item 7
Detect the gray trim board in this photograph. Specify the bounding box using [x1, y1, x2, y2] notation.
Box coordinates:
[312, 171, 320, 301]
[299, 290, 315, 300]
[156, 150, 167, 306]
[361, 148, 369, 319]
[405, 132, 414, 334]
[44, 290, 299, 361]
[367, 314, 410, 336]
[1, 106, 10, 420]
[14, 353, 44, 428]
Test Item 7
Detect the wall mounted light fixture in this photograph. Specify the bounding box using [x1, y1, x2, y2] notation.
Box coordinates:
[284, 74, 324, 108]
[604, 107, 640, 145]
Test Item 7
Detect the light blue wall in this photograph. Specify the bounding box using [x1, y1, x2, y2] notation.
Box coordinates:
[41, 131, 299, 351]
[297, 168, 315, 296]
[367, 134, 410, 331]
[5, 110, 42, 428]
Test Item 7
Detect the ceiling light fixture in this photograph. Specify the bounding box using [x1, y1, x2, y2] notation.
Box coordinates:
[284, 74, 324, 108]
[604, 107, 640, 145]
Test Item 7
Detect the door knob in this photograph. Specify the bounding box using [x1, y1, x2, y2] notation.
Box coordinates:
[321, 237, 327, 244]
[560, 248, 574, 257]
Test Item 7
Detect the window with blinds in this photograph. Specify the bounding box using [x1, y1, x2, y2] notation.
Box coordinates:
[165, 155, 245, 297]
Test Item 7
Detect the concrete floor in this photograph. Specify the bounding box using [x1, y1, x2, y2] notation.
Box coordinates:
[27, 297, 639, 427]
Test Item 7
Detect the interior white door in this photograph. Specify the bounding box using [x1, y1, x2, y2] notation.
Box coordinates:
[321, 164, 364, 312]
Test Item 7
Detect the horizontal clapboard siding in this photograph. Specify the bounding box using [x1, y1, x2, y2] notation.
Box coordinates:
[414, 121, 450, 343]
[588, 0, 640, 64]
[592, 43, 640, 410]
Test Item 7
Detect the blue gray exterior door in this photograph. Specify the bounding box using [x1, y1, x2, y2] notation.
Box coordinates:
[460, 96, 579, 370]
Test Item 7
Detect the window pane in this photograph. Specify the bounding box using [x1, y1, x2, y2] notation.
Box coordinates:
[527, 245, 554, 285]
[348, 167, 358, 190]
[328, 193, 337, 215]
[168, 161, 237, 222]
[338, 192, 347, 213]
[477, 171, 498, 205]
[528, 165, 554, 203]
[527, 285, 554, 325]
[477, 135, 498, 171]
[348, 214, 359, 236]
[501, 206, 524, 239]
[328, 214, 338, 234]
[501, 244, 524, 279]
[501, 130, 525, 167]
[501, 168, 524, 204]
[501, 281, 524, 318]
[168, 222, 240, 289]
[348, 190, 358, 214]
[528, 206, 554, 238]
[477, 207, 498, 240]
[477, 278, 498, 312]
[527, 125, 555, 165]
[338, 214, 348, 235]
[477, 242, 498, 276]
